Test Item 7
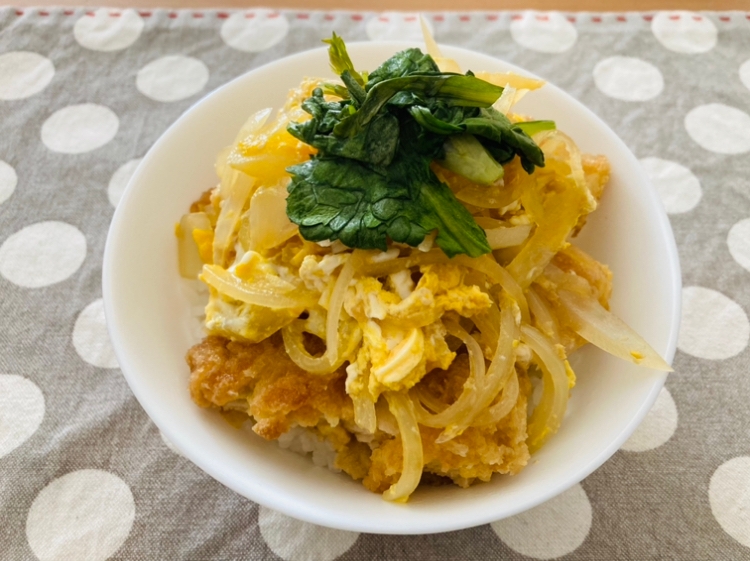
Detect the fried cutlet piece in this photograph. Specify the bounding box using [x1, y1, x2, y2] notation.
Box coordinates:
[186, 334, 353, 440]
[187, 335, 257, 407]
[188, 337, 530, 493]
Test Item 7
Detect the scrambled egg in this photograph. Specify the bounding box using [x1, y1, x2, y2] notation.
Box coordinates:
[341, 263, 491, 396]
[203, 250, 301, 343]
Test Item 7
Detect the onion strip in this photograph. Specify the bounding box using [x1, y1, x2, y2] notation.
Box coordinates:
[454, 182, 518, 210]
[558, 289, 672, 371]
[383, 392, 424, 502]
[470, 301, 501, 358]
[443, 319, 486, 388]
[522, 325, 570, 453]
[212, 170, 254, 267]
[493, 85, 517, 115]
[352, 394, 377, 434]
[281, 255, 357, 373]
[177, 212, 211, 279]
[420, 16, 462, 74]
[200, 264, 310, 309]
[474, 370, 519, 426]
[527, 286, 560, 343]
[485, 224, 533, 249]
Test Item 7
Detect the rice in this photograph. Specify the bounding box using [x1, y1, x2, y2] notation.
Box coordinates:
[277, 425, 340, 472]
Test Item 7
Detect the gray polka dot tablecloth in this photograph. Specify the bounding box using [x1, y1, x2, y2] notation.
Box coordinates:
[1, 6, 749, 560]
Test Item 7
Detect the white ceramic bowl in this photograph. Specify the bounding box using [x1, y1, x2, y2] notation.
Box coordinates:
[103, 42, 681, 535]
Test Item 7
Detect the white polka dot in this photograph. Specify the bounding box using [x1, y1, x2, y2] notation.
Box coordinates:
[259, 506, 359, 561]
[0, 51, 54, 100]
[26, 470, 134, 561]
[740, 60, 750, 92]
[639, 157, 702, 214]
[136, 56, 209, 103]
[221, 10, 289, 53]
[510, 12, 577, 54]
[621, 387, 678, 452]
[710, 456, 750, 548]
[108, 158, 141, 208]
[0, 375, 44, 459]
[678, 286, 749, 360]
[41, 104, 119, 154]
[0, 221, 86, 288]
[73, 299, 118, 369]
[74, 9, 144, 52]
[728, 218, 750, 274]
[0, 160, 17, 206]
[491, 483, 592, 559]
[593, 56, 664, 102]
[684, 104, 750, 155]
[366, 13, 432, 42]
[652, 11, 717, 54]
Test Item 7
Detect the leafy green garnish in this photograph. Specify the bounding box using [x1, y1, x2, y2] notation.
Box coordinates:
[322, 32, 365, 87]
[514, 120, 556, 137]
[287, 122, 492, 258]
[285, 36, 551, 257]
[441, 134, 504, 185]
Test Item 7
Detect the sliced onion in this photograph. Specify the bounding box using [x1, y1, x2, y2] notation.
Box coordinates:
[383, 392, 424, 502]
[485, 224, 532, 249]
[493, 84, 517, 115]
[215, 145, 232, 182]
[526, 285, 560, 342]
[473, 217, 508, 229]
[470, 301, 501, 358]
[177, 212, 211, 279]
[324, 255, 356, 361]
[557, 289, 672, 371]
[522, 325, 570, 453]
[244, 181, 298, 252]
[234, 107, 272, 145]
[228, 152, 306, 183]
[282, 322, 335, 374]
[475, 71, 546, 91]
[414, 387, 447, 414]
[353, 394, 377, 434]
[201, 264, 309, 309]
[455, 183, 517, 209]
[473, 370, 519, 426]
[420, 16, 462, 73]
[443, 319, 486, 388]
[281, 255, 357, 374]
[212, 169, 255, 267]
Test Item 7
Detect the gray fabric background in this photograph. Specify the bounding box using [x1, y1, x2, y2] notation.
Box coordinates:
[1, 7, 749, 560]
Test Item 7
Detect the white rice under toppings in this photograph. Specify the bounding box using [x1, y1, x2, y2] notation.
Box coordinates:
[277, 425, 340, 472]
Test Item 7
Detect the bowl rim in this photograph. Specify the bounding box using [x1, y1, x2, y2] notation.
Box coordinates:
[103, 41, 682, 534]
